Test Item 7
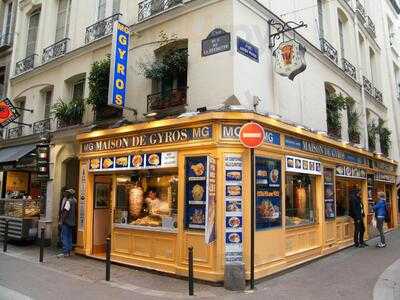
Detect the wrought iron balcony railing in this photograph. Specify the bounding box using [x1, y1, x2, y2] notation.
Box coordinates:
[147, 87, 187, 112]
[356, 0, 366, 22]
[33, 118, 51, 134]
[56, 119, 82, 129]
[342, 58, 357, 80]
[85, 13, 121, 44]
[374, 87, 383, 103]
[42, 38, 69, 64]
[363, 76, 374, 96]
[320, 38, 338, 64]
[138, 0, 183, 22]
[15, 54, 36, 75]
[366, 16, 376, 38]
[6, 126, 23, 139]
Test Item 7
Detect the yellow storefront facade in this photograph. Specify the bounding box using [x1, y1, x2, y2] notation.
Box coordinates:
[75, 112, 398, 282]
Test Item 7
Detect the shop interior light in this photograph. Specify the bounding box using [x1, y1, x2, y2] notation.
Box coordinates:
[177, 111, 199, 118]
[268, 112, 281, 120]
[144, 112, 158, 118]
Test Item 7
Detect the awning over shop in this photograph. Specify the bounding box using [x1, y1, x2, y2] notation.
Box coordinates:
[0, 144, 36, 169]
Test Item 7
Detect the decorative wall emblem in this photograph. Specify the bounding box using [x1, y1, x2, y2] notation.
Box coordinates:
[274, 40, 307, 80]
[0, 98, 20, 128]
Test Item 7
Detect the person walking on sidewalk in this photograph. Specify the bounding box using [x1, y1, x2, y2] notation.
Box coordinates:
[373, 192, 388, 248]
[58, 189, 77, 258]
[350, 188, 368, 248]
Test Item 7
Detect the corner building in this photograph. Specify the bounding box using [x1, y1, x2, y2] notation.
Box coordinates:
[3, 0, 400, 282]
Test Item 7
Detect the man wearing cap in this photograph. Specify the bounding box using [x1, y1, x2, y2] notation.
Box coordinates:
[58, 189, 76, 257]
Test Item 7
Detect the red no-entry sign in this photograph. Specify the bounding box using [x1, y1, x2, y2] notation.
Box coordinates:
[239, 122, 265, 148]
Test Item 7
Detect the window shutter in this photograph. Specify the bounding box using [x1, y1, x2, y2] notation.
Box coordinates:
[55, 0, 70, 42]
[26, 11, 40, 57]
[112, 0, 121, 15]
[97, 0, 106, 20]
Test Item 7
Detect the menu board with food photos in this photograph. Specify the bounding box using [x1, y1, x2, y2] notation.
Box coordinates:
[324, 168, 335, 219]
[224, 154, 243, 263]
[286, 155, 322, 175]
[255, 157, 282, 230]
[185, 156, 208, 229]
[88, 152, 177, 171]
[205, 157, 216, 244]
[336, 165, 366, 179]
[367, 174, 375, 214]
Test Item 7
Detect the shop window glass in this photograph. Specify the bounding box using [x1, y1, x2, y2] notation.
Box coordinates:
[285, 174, 316, 227]
[114, 171, 178, 229]
[336, 180, 350, 217]
[336, 180, 362, 217]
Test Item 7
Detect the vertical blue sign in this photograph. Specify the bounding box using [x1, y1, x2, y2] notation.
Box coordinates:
[108, 22, 130, 108]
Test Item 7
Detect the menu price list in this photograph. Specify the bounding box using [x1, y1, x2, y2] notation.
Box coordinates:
[255, 157, 282, 230]
[324, 168, 335, 219]
[185, 156, 208, 230]
[224, 154, 243, 263]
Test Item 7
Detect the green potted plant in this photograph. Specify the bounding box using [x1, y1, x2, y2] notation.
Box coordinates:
[346, 98, 361, 144]
[326, 93, 347, 139]
[377, 119, 391, 156]
[87, 55, 122, 121]
[52, 97, 85, 128]
[367, 122, 377, 152]
[140, 48, 188, 81]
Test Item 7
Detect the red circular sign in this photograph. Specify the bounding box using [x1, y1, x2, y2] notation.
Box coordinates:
[239, 122, 265, 148]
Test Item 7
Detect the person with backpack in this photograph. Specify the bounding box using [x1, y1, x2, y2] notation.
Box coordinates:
[373, 191, 388, 248]
[57, 189, 77, 257]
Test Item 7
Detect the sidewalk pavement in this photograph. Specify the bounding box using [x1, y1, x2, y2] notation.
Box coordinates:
[1, 230, 400, 299]
[374, 258, 400, 300]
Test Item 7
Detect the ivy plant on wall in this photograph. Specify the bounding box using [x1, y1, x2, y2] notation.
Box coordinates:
[378, 118, 391, 157]
[326, 93, 347, 139]
[346, 97, 361, 144]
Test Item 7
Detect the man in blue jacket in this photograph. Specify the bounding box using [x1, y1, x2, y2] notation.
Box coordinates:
[373, 192, 387, 248]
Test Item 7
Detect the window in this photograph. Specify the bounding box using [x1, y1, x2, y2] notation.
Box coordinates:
[0, 66, 5, 98]
[26, 10, 40, 57]
[44, 90, 52, 119]
[97, 0, 106, 20]
[338, 19, 345, 59]
[15, 99, 25, 124]
[369, 48, 376, 84]
[285, 174, 316, 227]
[112, 0, 121, 15]
[317, 0, 324, 39]
[113, 171, 178, 229]
[72, 79, 85, 100]
[336, 180, 362, 217]
[55, 0, 71, 42]
[3, 1, 13, 44]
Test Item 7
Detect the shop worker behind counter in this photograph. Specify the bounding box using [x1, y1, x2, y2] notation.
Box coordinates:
[57, 189, 77, 258]
[349, 188, 368, 248]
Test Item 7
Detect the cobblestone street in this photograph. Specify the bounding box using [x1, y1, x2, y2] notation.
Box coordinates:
[1, 230, 400, 300]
